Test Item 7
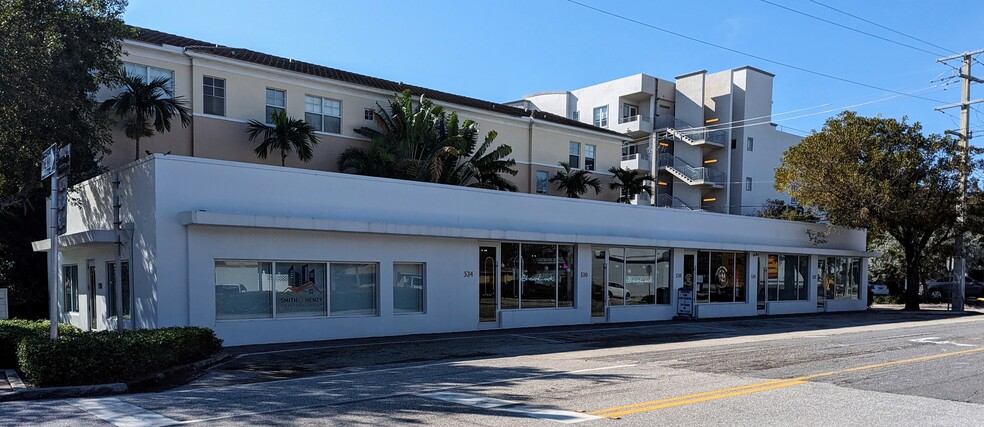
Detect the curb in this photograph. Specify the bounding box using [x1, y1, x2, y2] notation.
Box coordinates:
[0, 354, 231, 402]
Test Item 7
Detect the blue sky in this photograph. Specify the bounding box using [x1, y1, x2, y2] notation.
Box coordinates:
[124, 0, 984, 140]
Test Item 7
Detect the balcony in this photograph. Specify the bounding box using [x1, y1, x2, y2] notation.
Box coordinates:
[620, 151, 652, 171]
[612, 115, 653, 137]
[658, 153, 725, 188]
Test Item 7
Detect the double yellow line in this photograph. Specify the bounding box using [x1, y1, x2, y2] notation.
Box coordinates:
[589, 346, 984, 419]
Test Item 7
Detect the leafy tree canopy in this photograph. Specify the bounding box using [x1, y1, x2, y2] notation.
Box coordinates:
[756, 199, 819, 222]
[775, 111, 979, 309]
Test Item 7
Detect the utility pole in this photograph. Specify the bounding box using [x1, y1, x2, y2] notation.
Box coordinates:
[936, 49, 984, 312]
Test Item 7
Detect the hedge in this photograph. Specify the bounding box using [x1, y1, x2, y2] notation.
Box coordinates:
[16, 327, 223, 387]
[0, 320, 80, 369]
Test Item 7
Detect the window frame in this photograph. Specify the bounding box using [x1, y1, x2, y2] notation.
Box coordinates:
[62, 264, 80, 313]
[265, 88, 286, 124]
[569, 141, 581, 169]
[747, 137, 754, 152]
[622, 103, 639, 120]
[393, 262, 426, 314]
[585, 144, 597, 171]
[536, 170, 549, 194]
[746, 177, 752, 191]
[202, 75, 226, 117]
[593, 105, 609, 127]
[123, 62, 174, 94]
[305, 95, 342, 134]
[364, 108, 375, 121]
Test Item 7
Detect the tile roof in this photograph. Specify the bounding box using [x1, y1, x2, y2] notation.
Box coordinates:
[128, 26, 626, 138]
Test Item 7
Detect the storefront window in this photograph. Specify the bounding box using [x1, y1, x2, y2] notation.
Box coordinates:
[522, 244, 558, 308]
[107, 261, 130, 317]
[695, 251, 747, 303]
[625, 248, 655, 305]
[606, 247, 670, 306]
[275, 263, 327, 317]
[215, 260, 273, 320]
[330, 263, 377, 315]
[498, 243, 577, 309]
[500, 243, 520, 309]
[394, 263, 425, 313]
[558, 245, 575, 308]
[820, 257, 861, 300]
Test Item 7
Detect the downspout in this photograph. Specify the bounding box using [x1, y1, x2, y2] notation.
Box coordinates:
[186, 49, 196, 157]
[527, 115, 535, 193]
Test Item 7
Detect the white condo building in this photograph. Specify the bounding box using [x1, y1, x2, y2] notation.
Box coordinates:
[508, 67, 803, 215]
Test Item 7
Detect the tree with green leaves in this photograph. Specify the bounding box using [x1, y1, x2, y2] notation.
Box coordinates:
[551, 162, 601, 198]
[608, 166, 653, 204]
[246, 110, 319, 167]
[100, 67, 192, 161]
[340, 90, 518, 190]
[775, 111, 976, 310]
[0, 0, 129, 317]
[756, 199, 819, 222]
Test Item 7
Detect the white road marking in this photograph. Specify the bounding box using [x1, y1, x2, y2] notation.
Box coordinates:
[512, 333, 564, 343]
[73, 398, 179, 427]
[910, 337, 975, 347]
[419, 391, 602, 424]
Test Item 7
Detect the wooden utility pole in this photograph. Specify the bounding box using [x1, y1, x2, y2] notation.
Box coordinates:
[936, 49, 984, 312]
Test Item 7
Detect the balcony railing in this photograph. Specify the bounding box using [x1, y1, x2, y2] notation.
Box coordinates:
[658, 153, 725, 184]
[621, 151, 651, 162]
[656, 194, 700, 211]
[618, 115, 652, 125]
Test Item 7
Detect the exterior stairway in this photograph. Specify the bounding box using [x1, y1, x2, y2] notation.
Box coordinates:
[656, 194, 700, 211]
[663, 118, 726, 148]
[658, 153, 725, 188]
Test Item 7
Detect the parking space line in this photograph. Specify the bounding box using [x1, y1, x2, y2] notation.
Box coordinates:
[73, 398, 179, 427]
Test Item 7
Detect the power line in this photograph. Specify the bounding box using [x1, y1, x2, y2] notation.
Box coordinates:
[760, 0, 945, 57]
[805, 0, 960, 55]
[565, 0, 948, 104]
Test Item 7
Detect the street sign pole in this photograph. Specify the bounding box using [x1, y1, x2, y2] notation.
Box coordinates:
[42, 144, 70, 339]
[48, 171, 59, 340]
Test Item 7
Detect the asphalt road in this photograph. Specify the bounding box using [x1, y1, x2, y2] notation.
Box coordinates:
[5, 309, 984, 426]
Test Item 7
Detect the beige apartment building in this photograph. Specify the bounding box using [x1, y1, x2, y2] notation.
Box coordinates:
[101, 27, 628, 201]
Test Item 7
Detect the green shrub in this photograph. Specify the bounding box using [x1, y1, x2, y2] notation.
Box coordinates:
[16, 327, 222, 387]
[873, 295, 905, 304]
[0, 320, 80, 369]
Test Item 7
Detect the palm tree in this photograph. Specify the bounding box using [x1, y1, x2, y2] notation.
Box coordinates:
[337, 140, 396, 177]
[550, 162, 602, 198]
[609, 166, 654, 203]
[100, 68, 192, 161]
[246, 110, 319, 166]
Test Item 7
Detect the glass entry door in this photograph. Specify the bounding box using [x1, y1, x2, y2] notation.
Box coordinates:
[683, 252, 696, 291]
[479, 246, 498, 323]
[816, 258, 827, 312]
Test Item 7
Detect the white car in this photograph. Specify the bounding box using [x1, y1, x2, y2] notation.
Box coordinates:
[868, 282, 889, 296]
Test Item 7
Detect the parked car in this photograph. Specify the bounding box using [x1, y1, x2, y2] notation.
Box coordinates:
[215, 283, 247, 293]
[923, 279, 984, 303]
[868, 282, 890, 296]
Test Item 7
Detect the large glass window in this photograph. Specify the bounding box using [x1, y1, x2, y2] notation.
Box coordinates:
[499, 243, 576, 309]
[265, 88, 286, 123]
[107, 261, 130, 317]
[695, 251, 747, 303]
[215, 260, 273, 320]
[394, 263, 425, 313]
[820, 257, 861, 300]
[62, 265, 79, 313]
[606, 247, 671, 305]
[305, 95, 341, 133]
[203, 76, 225, 116]
[593, 105, 608, 127]
[330, 263, 377, 315]
[275, 262, 327, 317]
[536, 170, 549, 194]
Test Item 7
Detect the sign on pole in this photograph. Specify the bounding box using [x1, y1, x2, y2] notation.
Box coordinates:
[41, 144, 57, 179]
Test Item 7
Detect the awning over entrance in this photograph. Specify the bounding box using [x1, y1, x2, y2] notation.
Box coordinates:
[32, 229, 116, 252]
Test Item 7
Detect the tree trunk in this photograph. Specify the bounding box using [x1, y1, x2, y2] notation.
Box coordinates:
[281, 151, 287, 167]
[903, 245, 921, 311]
[134, 136, 141, 161]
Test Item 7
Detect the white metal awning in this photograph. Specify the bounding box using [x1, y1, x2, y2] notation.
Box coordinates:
[32, 230, 116, 252]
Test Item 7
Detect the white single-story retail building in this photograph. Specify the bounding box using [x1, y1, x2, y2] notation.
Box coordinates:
[35, 155, 872, 346]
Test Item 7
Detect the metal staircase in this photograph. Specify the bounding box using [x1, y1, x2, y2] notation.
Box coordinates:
[658, 153, 725, 188]
[656, 194, 700, 211]
[663, 118, 726, 148]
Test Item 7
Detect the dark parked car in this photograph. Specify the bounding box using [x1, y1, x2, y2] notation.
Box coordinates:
[923, 279, 984, 303]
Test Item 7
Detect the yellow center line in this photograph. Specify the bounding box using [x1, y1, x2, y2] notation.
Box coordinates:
[589, 346, 984, 419]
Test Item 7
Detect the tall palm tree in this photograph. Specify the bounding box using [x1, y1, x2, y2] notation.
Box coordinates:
[550, 162, 602, 198]
[246, 110, 319, 166]
[609, 166, 654, 203]
[100, 68, 192, 161]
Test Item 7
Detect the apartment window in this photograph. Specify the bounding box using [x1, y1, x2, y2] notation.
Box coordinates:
[202, 76, 225, 116]
[364, 108, 374, 121]
[747, 137, 754, 151]
[572, 111, 580, 121]
[585, 144, 596, 171]
[569, 142, 581, 169]
[394, 263, 425, 313]
[536, 170, 549, 194]
[305, 95, 342, 133]
[124, 62, 174, 93]
[593, 106, 608, 127]
[746, 177, 752, 191]
[622, 103, 638, 119]
[265, 88, 286, 123]
[62, 265, 79, 313]
[107, 261, 130, 318]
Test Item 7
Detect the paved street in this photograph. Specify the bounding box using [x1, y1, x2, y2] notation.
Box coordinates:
[5, 309, 984, 426]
